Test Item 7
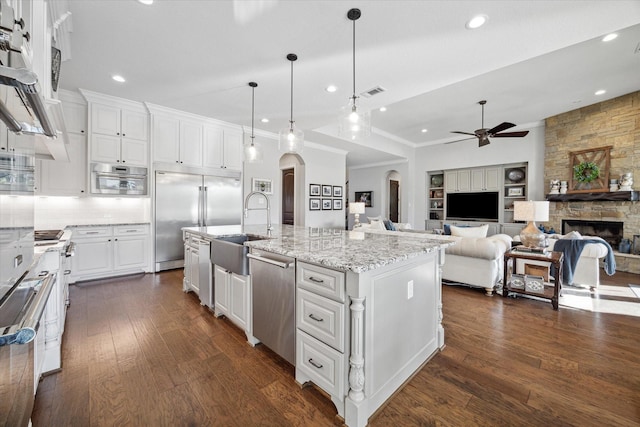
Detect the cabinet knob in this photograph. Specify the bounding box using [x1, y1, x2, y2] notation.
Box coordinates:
[22, 31, 30, 42]
[108, 239, 111, 242]
[116, 160, 120, 162]
[81, 130, 85, 133]
[117, 132, 120, 136]
[15, 18, 24, 29]
[122, 133, 125, 137]
[122, 160, 126, 163]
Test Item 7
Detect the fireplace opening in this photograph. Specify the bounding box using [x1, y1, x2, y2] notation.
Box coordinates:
[562, 220, 623, 247]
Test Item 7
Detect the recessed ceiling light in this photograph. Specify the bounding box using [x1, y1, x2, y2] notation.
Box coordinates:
[138, 0, 154, 5]
[602, 33, 618, 42]
[325, 85, 337, 93]
[379, 107, 387, 112]
[595, 89, 606, 96]
[112, 74, 126, 83]
[421, 128, 428, 133]
[466, 14, 488, 29]
[261, 118, 269, 123]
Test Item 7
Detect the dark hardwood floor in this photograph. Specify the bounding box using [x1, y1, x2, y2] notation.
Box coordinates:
[32, 269, 640, 426]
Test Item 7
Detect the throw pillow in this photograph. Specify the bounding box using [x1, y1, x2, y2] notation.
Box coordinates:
[369, 219, 386, 230]
[383, 219, 393, 230]
[450, 224, 489, 238]
[561, 231, 582, 239]
[443, 224, 451, 235]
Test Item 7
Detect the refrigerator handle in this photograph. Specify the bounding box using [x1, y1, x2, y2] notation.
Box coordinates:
[198, 186, 203, 227]
[203, 186, 208, 226]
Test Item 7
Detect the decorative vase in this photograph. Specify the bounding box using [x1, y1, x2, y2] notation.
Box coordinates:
[559, 181, 568, 194]
[619, 173, 633, 191]
[549, 179, 560, 194]
[610, 179, 619, 192]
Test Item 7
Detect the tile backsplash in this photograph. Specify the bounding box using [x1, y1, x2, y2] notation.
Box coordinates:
[35, 196, 151, 229]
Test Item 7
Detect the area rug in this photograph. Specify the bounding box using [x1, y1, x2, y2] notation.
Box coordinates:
[559, 284, 640, 317]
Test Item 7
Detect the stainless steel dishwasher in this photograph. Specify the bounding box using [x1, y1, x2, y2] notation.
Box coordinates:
[247, 249, 296, 366]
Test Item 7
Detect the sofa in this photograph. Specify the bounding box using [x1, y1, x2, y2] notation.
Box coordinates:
[515, 232, 612, 289]
[359, 221, 512, 296]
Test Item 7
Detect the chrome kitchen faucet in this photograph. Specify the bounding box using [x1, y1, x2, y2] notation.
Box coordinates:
[244, 191, 273, 231]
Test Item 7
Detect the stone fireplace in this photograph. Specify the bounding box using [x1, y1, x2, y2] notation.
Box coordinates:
[544, 91, 640, 274]
[562, 220, 623, 248]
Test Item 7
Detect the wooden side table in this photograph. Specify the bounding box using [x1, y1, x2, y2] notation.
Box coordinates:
[502, 249, 563, 310]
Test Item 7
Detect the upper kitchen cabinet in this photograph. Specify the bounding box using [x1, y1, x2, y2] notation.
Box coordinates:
[147, 103, 243, 172]
[80, 90, 149, 168]
[203, 124, 243, 170]
[151, 114, 204, 168]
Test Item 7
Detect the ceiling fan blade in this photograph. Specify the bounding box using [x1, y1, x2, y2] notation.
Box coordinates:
[492, 131, 530, 138]
[445, 136, 476, 145]
[488, 122, 515, 135]
[450, 131, 477, 136]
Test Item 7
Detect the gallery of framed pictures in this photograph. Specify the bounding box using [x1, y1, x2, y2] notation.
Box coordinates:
[309, 184, 343, 211]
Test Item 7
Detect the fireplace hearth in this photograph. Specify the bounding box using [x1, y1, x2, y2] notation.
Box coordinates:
[562, 220, 623, 247]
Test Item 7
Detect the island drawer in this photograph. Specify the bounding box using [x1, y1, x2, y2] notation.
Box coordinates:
[296, 330, 345, 399]
[297, 261, 345, 302]
[297, 288, 345, 352]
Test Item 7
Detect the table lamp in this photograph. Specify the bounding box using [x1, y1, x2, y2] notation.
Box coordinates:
[349, 202, 365, 228]
[514, 201, 549, 248]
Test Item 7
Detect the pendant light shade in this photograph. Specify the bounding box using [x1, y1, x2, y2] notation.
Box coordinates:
[279, 53, 304, 153]
[244, 82, 263, 163]
[339, 8, 371, 141]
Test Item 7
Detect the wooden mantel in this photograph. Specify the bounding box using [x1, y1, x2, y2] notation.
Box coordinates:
[546, 191, 639, 202]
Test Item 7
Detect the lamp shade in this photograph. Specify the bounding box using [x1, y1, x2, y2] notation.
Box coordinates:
[513, 201, 549, 222]
[349, 202, 365, 215]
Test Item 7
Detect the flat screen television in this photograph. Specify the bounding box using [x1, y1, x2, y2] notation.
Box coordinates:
[446, 192, 499, 222]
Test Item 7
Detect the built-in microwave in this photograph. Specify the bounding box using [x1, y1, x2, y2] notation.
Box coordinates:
[90, 163, 147, 195]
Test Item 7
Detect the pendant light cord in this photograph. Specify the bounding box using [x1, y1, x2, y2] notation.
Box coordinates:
[251, 85, 255, 140]
[352, 14, 356, 101]
[290, 58, 294, 126]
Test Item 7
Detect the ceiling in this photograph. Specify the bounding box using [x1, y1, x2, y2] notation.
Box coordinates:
[58, 1, 640, 167]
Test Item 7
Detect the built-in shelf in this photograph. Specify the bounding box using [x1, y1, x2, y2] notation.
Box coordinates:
[546, 191, 639, 202]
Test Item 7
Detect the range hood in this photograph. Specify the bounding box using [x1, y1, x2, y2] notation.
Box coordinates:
[0, 2, 68, 161]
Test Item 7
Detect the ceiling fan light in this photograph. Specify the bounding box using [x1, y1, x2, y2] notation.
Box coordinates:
[602, 33, 618, 42]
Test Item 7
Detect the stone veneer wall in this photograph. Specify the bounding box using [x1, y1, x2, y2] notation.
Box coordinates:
[545, 91, 640, 274]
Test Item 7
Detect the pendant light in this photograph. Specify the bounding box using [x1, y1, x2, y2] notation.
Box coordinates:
[339, 8, 370, 141]
[244, 81, 263, 163]
[279, 53, 304, 153]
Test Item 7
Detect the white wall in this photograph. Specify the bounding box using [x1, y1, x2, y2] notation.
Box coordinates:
[243, 132, 347, 229]
[34, 196, 151, 229]
[347, 161, 410, 229]
[348, 123, 545, 230]
[411, 124, 546, 229]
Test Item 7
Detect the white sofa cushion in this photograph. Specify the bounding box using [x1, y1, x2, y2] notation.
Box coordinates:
[450, 224, 489, 238]
[445, 234, 512, 260]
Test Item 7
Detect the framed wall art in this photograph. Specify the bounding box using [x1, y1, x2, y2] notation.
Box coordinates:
[355, 191, 373, 207]
[252, 178, 273, 194]
[309, 198, 320, 210]
[322, 199, 332, 210]
[322, 185, 333, 197]
[333, 199, 342, 210]
[310, 184, 321, 196]
[333, 186, 343, 197]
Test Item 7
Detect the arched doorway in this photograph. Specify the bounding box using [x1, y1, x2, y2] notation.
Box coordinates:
[279, 154, 306, 226]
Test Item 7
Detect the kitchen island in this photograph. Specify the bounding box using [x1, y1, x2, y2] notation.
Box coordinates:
[183, 224, 455, 427]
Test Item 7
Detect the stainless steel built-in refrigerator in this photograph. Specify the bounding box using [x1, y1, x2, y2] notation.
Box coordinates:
[155, 170, 242, 271]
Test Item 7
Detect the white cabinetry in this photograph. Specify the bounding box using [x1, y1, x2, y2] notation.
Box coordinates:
[148, 103, 243, 171]
[183, 234, 201, 295]
[38, 133, 87, 195]
[152, 115, 204, 167]
[295, 261, 348, 405]
[81, 90, 149, 167]
[37, 240, 72, 374]
[445, 169, 470, 192]
[213, 264, 255, 343]
[70, 224, 150, 283]
[470, 167, 500, 192]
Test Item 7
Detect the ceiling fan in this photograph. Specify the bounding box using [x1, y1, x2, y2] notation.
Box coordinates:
[450, 100, 529, 147]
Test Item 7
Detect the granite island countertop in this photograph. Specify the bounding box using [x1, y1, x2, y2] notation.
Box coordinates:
[182, 224, 456, 274]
